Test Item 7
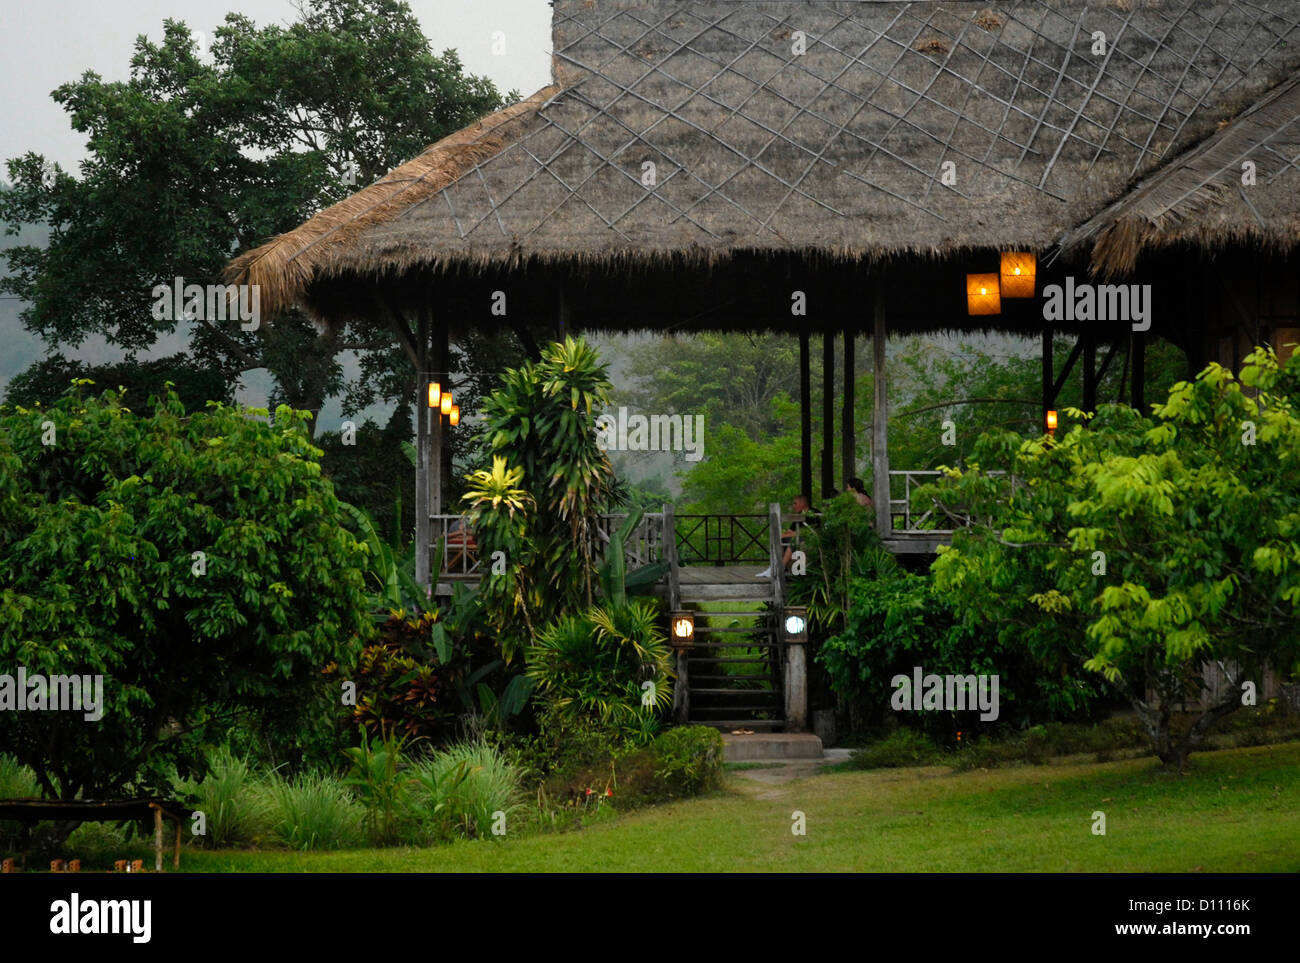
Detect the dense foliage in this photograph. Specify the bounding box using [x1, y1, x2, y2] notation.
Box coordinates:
[927, 348, 1300, 767]
[0, 384, 372, 803]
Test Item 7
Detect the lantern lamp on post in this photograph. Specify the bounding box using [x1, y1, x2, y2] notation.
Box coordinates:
[670, 611, 695, 647]
[1045, 409, 1058, 435]
[427, 382, 441, 408]
[782, 607, 808, 644]
[440, 392, 453, 416]
[966, 273, 1000, 315]
[449, 405, 460, 427]
[1000, 252, 1036, 298]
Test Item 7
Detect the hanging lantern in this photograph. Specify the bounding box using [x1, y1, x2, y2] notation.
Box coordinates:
[440, 392, 453, 416]
[427, 382, 441, 407]
[966, 273, 1000, 315]
[1000, 252, 1036, 298]
[1046, 409, 1058, 433]
[449, 405, 460, 427]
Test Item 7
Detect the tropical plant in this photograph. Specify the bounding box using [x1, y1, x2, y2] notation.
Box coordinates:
[468, 337, 620, 654]
[341, 727, 411, 847]
[527, 599, 674, 744]
[927, 347, 1300, 768]
[596, 508, 669, 608]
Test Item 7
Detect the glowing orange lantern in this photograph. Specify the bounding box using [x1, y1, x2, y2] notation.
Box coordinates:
[966, 273, 1001, 315]
[449, 405, 460, 426]
[1000, 252, 1036, 298]
[440, 392, 452, 416]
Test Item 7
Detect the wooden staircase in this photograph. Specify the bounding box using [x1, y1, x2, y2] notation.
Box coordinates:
[682, 606, 783, 731]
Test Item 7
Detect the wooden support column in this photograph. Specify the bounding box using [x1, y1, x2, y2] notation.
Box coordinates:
[1131, 331, 1146, 413]
[1042, 329, 1053, 430]
[1083, 331, 1097, 414]
[414, 310, 430, 591]
[665, 504, 687, 725]
[842, 328, 855, 488]
[871, 288, 889, 538]
[152, 805, 163, 873]
[799, 332, 812, 500]
[821, 333, 835, 499]
[431, 324, 450, 515]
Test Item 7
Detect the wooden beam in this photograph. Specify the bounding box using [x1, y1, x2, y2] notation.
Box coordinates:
[380, 298, 421, 369]
[822, 333, 835, 499]
[799, 332, 812, 500]
[842, 327, 855, 488]
[872, 288, 889, 538]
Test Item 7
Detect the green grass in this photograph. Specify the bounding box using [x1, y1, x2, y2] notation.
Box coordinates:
[178, 742, 1300, 872]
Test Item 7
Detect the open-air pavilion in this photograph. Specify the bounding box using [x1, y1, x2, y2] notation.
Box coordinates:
[227, 0, 1300, 731]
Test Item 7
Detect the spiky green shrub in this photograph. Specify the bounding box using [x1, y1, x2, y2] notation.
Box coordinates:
[175, 746, 270, 847]
[527, 600, 673, 745]
[260, 772, 364, 851]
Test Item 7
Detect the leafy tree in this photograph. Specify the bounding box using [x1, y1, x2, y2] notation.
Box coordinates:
[927, 347, 1300, 768]
[465, 337, 620, 654]
[4, 354, 233, 414]
[0, 0, 508, 432]
[0, 383, 373, 807]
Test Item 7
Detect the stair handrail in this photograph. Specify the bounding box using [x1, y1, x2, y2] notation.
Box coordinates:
[768, 502, 785, 611]
[663, 503, 680, 610]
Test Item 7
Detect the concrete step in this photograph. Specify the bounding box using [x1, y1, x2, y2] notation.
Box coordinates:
[721, 732, 824, 761]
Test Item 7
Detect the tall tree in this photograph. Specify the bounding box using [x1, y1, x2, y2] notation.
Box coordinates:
[0, 0, 508, 431]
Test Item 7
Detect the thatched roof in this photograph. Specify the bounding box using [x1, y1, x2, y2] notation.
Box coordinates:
[227, 0, 1300, 318]
[1059, 73, 1300, 277]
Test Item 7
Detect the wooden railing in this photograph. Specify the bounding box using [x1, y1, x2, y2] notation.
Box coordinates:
[432, 474, 1011, 579]
[673, 513, 769, 565]
[886, 469, 1013, 535]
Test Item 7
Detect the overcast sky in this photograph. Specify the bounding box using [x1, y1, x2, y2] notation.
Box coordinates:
[1, 0, 554, 171]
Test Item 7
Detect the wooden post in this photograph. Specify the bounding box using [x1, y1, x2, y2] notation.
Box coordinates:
[430, 388, 443, 517]
[1083, 331, 1097, 414]
[1131, 331, 1146, 413]
[434, 327, 452, 511]
[842, 328, 855, 488]
[799, 332, 812, 500]
[768, 502, 785, 611]
[173, 820, 182, 870]
[665, 504, 687, 724]
[822, 332, 835, 499]
[152, 804, 163, 873]
[1042, 329, 1053, 431]
[871, 288, 890, 538]
[414, 374, 429, 589]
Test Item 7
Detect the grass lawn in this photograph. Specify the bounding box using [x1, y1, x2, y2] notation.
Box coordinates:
[182, 741, 1300, 872]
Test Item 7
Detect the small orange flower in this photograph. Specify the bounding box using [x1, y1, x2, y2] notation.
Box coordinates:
[585, 788, 593, 796]
[605, 789, 613, 797]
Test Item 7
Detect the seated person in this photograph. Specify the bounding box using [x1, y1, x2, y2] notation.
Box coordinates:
[847, 477, 873, 509]
[759, 493, 816, 577]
